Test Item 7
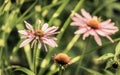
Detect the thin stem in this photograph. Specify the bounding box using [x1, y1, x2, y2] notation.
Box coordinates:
[75, 37, 91, 75]
[0, 47, 3, 75]
[48, 0, 69, 26]
[63, 34, 80, 53]
[33, 41, 38, 74]
[57, 0, 86, 43]
[58, 66, 63, 75]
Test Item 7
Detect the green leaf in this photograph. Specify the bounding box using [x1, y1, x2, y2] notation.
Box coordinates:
[97, 53, 114, 61]
[115, 41, 120, 56]
[105, 59, 113, 69]
[15, 67, 35, 75]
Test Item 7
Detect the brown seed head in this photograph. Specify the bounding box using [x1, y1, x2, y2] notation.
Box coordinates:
[87, 19, 100, 29]
[35, 30, 44, 37]
[53, 53, 70, 66]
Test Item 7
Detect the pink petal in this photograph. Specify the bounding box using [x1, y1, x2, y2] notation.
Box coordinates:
[90, 30, 102, 46]
[82, 30, 90, 40]
[101, 29, 117, 34]
[93, 33, 102, 46]
[72, 13, 87, 22]
[95, 30, 106, 36]
[75, 28, 87, 34]
[43, 38, 58, 47]
[24, 21, 34, 32]
[44, 32, 59, 36]
[70, 22, 86, 26]
[41, 23, 48, 31]
[100, 19, 111, 26]
[105, 35, 114, 43]
[44, 26, 58, 34]
[96, 30, 114, 43]
[18, 30, 28, 35]
[43, 44, 48, 52]
[20, 38, 34, 48]
[81, 9, 91, 19]
[31, 39, 36, 48]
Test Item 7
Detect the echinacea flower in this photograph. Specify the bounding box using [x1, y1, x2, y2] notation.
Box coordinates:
[18, 20, 59, 51]
[71, 9, 118, 46]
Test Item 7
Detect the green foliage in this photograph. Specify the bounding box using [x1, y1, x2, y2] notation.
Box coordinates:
[0, 0, 120, 75]
[97, 53, 114, 61]
[15, 66, 35, 75]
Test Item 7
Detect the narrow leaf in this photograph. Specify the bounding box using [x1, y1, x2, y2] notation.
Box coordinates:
[15, 67, 35, 75]
[97, 53, 114, 61]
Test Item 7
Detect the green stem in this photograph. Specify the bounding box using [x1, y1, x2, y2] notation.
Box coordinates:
[63, 34, 80, 53]
[75, 37, 91, 75]
[33, 41, 38, 74]
[48, 0, 69, 26]
[0, 47, 3, 75]
[58, 66, 63, 75]
[57, 0, 85, 43]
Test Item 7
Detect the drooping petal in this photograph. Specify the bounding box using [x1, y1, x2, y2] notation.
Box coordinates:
[75, 27, 87, 34]
[43, 44, 48, 52]
[81, 9, 91, 19]
[20, 38, 34, 48]
[42, 38, 58, 47]
[93, 33, 102, 46]
[95, 30, 106, 36]
[24, 21, 34, 32]
[82, 31, 90, 40]
[41, 23, 48, 31]
[90, 30, 102, 46]
[31, 39, 36, 48]
[105, 35, 114, 43]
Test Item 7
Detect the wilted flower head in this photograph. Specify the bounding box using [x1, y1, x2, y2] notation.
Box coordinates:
[53, 53, 71, 66]
[18, 20, 59, 51]
[71, 9, 118, 46]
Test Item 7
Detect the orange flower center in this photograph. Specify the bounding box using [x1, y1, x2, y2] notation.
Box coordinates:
[35, 30, 44, 37]
[53, 53, 70, 65]
[87, 19, 100, 29]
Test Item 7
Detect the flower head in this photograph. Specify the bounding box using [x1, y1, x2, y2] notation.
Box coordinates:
[71, 9, 118, 46]
[18, 20, 59, 51]
[53, 53, 71, 66]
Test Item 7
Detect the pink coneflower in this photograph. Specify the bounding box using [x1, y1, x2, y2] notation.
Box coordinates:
[18, 20, 59, 51]
[71, 9, 118, 46]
